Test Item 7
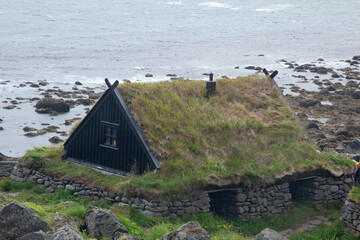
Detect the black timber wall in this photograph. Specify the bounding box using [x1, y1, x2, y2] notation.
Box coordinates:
[65, 93, 150, 173]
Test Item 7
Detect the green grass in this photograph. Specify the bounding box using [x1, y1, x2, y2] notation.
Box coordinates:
[123, 200, 346, 238]
[0, 179, 357, 239]
[348, 185, 360, 201]
[18, 76, 354, 199]
[289, 219, 357, 240]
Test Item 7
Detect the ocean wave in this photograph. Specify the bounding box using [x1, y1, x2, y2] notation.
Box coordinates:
[198, 1, 239, 10]
[255, 4, 294, 12]
[133, 66, 146, 70]
[166, 1, 183, 5]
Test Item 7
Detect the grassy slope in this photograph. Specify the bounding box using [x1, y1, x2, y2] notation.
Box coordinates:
[21, 76, 353, 199]
[348, 185, 360, 201]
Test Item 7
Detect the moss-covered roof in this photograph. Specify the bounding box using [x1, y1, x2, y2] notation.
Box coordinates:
[23, 76, 354, 199]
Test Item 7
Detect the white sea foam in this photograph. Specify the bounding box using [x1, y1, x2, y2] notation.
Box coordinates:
[64, 74, 105, 84]
[166, 1, 183, 5]
[199, 2, 239, 10]
[255, 4, 294, 12]
[199, 2, 228, 8]
[133, 66, 146, 70]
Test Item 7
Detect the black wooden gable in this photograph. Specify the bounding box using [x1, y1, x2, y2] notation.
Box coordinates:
[64, 79, 161, 174]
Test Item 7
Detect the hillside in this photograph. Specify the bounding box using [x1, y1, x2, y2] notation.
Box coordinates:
[20, 76, 353, 199]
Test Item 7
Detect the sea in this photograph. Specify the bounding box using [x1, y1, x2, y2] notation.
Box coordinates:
[1, 0, 360, 84]
[1, 0, 360, 156]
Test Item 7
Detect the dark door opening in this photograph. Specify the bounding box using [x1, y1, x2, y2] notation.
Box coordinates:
[208, 190, 238, 217]
[289, 177, 316, 201]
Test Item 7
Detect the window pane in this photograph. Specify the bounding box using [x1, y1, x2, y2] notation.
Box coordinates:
[112, 128, 117, 136]
[106, 136, 110, 145]
[106, 127, 111, 135]
[112, 138, 117, 146]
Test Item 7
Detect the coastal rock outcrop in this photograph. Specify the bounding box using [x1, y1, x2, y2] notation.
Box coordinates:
[85, 206, 128, 239]
[298, 99, 320, 108]
[161, 221, 211, 240]
[35, 98, 70, 114]
[0, 201, 52, 240]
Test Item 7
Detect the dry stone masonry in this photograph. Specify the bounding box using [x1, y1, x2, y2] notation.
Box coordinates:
[10, 166, 210, 218]
[10, 166, 353, 219]
[288, 176, 352, 203]
[341, 197, 360, 236]
[209, 183, 292, 219]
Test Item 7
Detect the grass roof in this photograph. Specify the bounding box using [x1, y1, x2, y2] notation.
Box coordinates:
[21, 76, 354, 200]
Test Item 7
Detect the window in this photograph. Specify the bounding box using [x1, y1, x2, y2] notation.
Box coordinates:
[100, 121, 119, 149]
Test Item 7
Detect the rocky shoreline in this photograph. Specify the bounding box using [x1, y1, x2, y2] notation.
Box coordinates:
[279, 56, 360, 160]
[0, 80, 106, 156]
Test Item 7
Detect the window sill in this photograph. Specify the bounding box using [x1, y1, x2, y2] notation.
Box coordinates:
[100, 144, 119, 151]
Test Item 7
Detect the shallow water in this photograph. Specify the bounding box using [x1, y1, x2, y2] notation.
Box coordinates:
[1, 0, 360, 83]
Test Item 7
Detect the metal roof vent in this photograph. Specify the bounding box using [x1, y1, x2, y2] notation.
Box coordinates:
[206, 72, 216, 97]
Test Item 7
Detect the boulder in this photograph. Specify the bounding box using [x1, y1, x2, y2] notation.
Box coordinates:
[0, 201, 52, 240]
[35, 98, 70, 114]
[49, 225, 84, 240]
[0, 204, 3, 213]
[307, 121, 319, 129]
[49, 136, 64, 144]
[310, 67, 330, 74]
[53, 212, 83, 231]
[161, 221, 211, 240]
[23, 126, 38, 132]
[344, 123, 360, 137]
[299, 99, 320, 108]
[352, 91, 360, 99]
[255, 228, 287, 240]
[3, 105, 17, 109]
[117, 233, 143, 240]
[345, 140, 360, 154]
[0, 153, 11, 161]
[16, 230, 49, 240]
[84, 206, 128, 239]
[245, 66, 256, 70]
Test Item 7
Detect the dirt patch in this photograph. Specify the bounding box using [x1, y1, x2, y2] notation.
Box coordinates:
[279, 215, 331, 237]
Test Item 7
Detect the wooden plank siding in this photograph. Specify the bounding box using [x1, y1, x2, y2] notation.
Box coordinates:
[64, 80, 161, 175]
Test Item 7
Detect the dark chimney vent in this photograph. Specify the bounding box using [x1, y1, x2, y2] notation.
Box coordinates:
[206, 72, 216, 96]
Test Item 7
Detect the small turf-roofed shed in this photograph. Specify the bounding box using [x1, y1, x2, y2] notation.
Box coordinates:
[64, 79, 161, 174]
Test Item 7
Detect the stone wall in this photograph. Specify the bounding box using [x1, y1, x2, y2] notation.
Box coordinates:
[0, 161, 17, 177]
[289, 176, 352, 203]
[209, 183, 293, 219]
[10, 166, 210, 218]
[9, 166, 353, 219]
[341, 197, 360, 237]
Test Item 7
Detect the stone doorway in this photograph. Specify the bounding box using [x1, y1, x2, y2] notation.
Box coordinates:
[289, 177, 316, 201]
[208, 190, 238, 217]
